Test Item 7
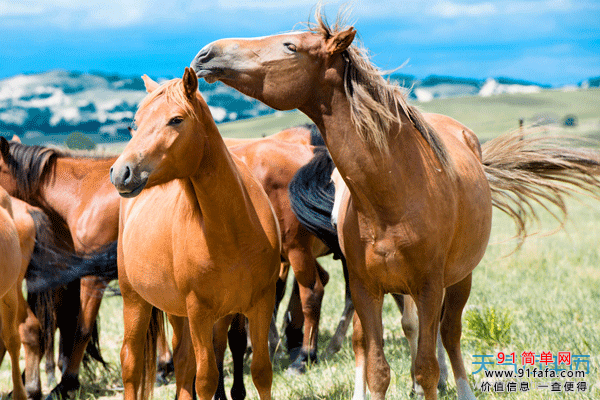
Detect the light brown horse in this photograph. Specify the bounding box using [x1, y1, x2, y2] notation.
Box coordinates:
[109, 68, 281, 400]
[142, 75, 332, 374]
[190, 10, 600, 400]
[0, 188, 30, 400]
[0, 136, 118, 399]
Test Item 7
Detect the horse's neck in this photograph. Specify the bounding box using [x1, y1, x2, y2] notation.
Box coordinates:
[302, 89, 433, 227]
[39, 157, 115, 224]
[189, 127, 258, 241]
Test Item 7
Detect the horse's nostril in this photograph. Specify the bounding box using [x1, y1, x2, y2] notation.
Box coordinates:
[123, 165, 131, 184]
[194, 45, 215, 64]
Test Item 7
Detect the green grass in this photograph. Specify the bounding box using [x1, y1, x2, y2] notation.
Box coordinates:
[2, 88, 600, 399]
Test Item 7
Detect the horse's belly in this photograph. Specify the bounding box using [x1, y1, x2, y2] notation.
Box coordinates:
[123, 260, 187, 315]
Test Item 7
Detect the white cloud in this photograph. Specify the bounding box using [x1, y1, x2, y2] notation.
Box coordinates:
[431, 1, 498, 18]
[0, 1, 44, 16]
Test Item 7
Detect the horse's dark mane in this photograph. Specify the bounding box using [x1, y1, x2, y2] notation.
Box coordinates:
[1, 140, 113, 204]
[2, 141, 59, 203]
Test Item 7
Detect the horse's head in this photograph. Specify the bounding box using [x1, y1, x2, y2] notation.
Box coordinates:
[191, 21, 355, 111]
[0, 137, 19, 196]
[110, 68, 208, 198]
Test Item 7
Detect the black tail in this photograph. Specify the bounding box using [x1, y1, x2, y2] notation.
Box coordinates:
[288, 147, 342, 257]
[25, 215, 118, 292]
[303, 123, 326, 147]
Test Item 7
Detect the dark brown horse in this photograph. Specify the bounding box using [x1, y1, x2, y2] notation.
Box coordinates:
[191, 9, 600, 400]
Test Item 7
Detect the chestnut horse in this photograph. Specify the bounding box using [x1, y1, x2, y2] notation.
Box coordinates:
[0, 136, 118, 399]
[191, 10, 600, 400]
[0, 188, 30, 400]
[141, 75, 332, 374]
[109, 68, 280, 400]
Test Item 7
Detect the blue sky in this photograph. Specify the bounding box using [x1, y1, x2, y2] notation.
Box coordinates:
[1, 0, 599, 86]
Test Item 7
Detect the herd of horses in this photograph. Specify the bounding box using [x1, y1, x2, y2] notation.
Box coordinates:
[2, 9, 600, 400]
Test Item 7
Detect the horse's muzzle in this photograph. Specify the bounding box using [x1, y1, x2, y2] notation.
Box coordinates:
[110, 163, 148, 198]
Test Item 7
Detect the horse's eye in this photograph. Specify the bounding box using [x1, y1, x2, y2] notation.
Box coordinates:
[168, 116, 184, 126]
[284, 42, 297, 53]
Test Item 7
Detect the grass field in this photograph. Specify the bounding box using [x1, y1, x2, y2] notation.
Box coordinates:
[2, 88, 600, 399]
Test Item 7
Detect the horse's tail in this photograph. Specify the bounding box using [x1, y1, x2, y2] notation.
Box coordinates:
[304, 123, 325, 147]
[140, 307, 163, 400]
[481, 128, 600, 244]
[288, 146, 343, 257]
[25, 240, 118, 293]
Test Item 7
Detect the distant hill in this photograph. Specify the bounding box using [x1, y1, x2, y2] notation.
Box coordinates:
[0, 70, 594, 145]
[0, 70, 272, 145]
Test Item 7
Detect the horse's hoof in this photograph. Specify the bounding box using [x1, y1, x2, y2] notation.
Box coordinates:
[286, 363, 306, 375]
[26, 390, 42, 400]
[287, 348, 317, 375]
[44, 374, 80, 400]
[155, 373, 169, 386]
[230, 385, 247, 400]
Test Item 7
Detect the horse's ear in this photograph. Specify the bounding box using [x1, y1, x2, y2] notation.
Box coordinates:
[0, 137, 10, 160]
[141, 75, 160, 93]
[182, 67, 198, 100]
[326, 27, 356, 55]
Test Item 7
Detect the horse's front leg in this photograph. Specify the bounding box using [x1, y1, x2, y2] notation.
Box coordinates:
[246, 291, 275, 400]
[17, 290, 43, 400]
[440, 273, 476, 400]
[186, 299, 219, 400]
[120, 289, 154, 400]
[213, 314, 234, 400]
[170, 316, 196, 400]
[1, 286, 28, 400]
[413, 281, 445, 400]
[350, 280, 387, 400]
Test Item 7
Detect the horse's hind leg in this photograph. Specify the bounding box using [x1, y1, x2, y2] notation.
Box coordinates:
[282, 278, 303, 359]
[440, 274, 476, 400]
[287, 248, 325, 373]
[156, 322, 174, 385]
[246, 294, 275, 400]
[326, 257, 354, 356]
[2, 287, 28, 400]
